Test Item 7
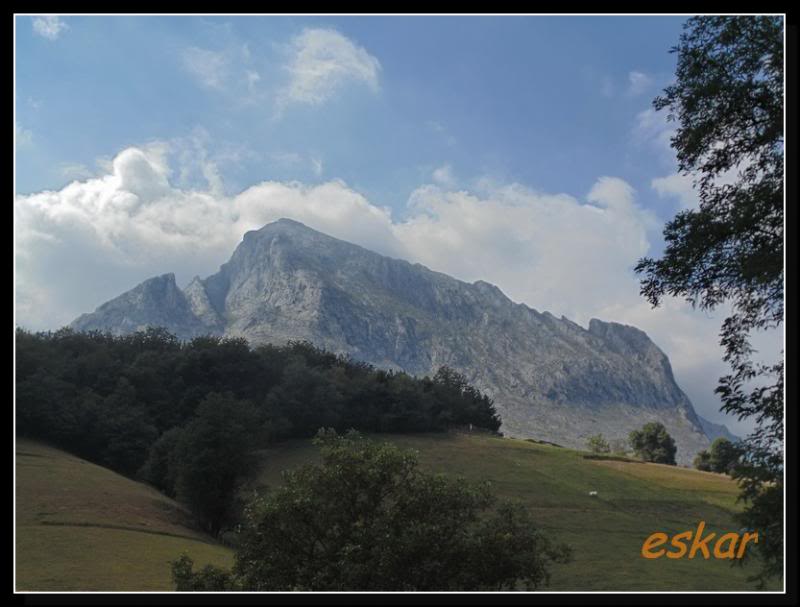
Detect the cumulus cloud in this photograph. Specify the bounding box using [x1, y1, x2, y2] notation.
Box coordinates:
[277, 28, 381, 110]
[32, 15, 68, 40]
[16, 144, 773, 434]
[16, 146, 656, 329]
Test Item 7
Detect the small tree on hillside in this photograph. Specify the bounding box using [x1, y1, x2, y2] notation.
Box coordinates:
[693, 449, 713, 472]
[694, 438, 745, 475]
[586, 434, 611, 454]
[708, 437, 745, 475]
[628, 422, 677, 465]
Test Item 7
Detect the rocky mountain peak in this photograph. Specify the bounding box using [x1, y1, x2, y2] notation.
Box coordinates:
[69, 219, 734, 463]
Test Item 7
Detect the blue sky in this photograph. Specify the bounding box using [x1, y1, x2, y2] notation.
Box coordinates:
[16, 15, 685, 211]
[16, 14, 781, 436]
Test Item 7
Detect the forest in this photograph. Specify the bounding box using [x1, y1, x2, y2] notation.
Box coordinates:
[15, 327, 501, 533]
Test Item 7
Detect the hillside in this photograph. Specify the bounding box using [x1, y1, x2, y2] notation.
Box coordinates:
[15, 439, 233, 591]
[15, 434, 780, 591]
[249, 432, 780, 591]
[69, 218, 732, 465]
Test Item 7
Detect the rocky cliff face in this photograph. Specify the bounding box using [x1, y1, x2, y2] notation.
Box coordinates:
[70, 218, 730, 463]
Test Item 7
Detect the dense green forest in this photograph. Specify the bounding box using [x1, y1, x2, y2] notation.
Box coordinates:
[15, 327, 501, 532]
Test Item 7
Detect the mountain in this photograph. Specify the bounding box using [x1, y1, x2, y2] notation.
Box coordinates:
[70, 218, 730, 464]
[696, 415, 740, 443]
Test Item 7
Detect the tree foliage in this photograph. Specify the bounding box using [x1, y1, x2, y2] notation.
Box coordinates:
[693, 449, 713, 472]
[633, 16, 783, 586]
[171, 554, 239, 591]
[693, 437, 745, 475]
[171, 393, 264, 534]
[628, 422, 677, 465]
[708, 437, 745, 475]
[174, 430, 570, 591]
[586, 433, 611, 454]
[15, 327, 502, 534]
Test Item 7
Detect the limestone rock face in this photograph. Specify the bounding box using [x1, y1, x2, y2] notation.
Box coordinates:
[70, 273, 207, 338]
[70, 218, 732, 464]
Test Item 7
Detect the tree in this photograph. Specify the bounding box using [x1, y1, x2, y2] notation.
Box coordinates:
[634, 16, 783, 586]
[172, 392, 264, 535]
[138, 426, 185, 496]
[176, 430, 570, 591]
[431, 366, 502, 432]
[586, 433, 611, 454]
[98, 378, 159, 475]
[628, 422, 677, 465]
[707, 437, 745, 475]
[693, 449, 713, 472]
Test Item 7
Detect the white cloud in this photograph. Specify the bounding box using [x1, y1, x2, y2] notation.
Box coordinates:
[181, 47, 229, 90]
[650, 154, 745, 213]
[32, 15, 68, 40]
[633, 107, 675, 163]
[180, 44, 267, 106]
[16, 144, 772, 434]
[651, 173, 698, 210]
[431, 164, 456, 188]
[277, 28, 381, 111]
[59, 163, 95, 181]
[627, 70, 653, 96]
[16, 147, 656, 331]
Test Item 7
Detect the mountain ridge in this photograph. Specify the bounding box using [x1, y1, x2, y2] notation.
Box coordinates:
[70, 218, 735, 462]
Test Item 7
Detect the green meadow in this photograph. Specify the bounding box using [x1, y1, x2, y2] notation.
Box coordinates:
[16, 433, 781, 591]
[15, 440, 233, 591]
[252, 432, 781, 591]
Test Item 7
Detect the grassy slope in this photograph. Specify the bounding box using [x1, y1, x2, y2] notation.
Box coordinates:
[16, 433, 781, 591]
[15, 439, 233, 591]
[253, 432, 781, 591]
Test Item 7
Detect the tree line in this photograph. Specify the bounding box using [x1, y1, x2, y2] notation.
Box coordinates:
[15, 326, 501, 533]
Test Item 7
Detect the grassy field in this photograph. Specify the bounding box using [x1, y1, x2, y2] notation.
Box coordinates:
[252, 432, 782, 591]
[16, 433, 781, 592]
[15, 439, 233, 591]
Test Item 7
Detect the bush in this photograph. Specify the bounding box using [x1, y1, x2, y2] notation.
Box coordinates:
[171, 554, 239, 591]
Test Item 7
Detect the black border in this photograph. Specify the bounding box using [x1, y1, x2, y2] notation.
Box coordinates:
[10, 8, 798, 606]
